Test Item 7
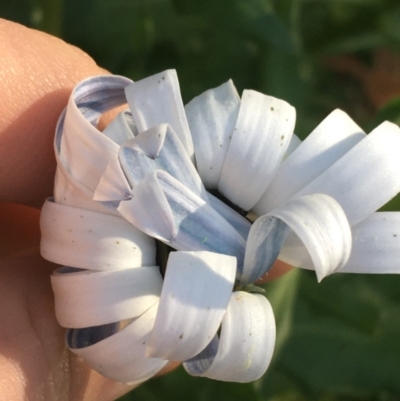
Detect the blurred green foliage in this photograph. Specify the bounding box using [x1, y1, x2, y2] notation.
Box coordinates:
[2, 0, 400, 400]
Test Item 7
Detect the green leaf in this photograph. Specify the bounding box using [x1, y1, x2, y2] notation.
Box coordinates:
[263, 269, 301, 357]
[236, 0, 296, 53]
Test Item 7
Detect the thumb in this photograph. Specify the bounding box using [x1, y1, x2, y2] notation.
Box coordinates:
[0, 19, 108, 207]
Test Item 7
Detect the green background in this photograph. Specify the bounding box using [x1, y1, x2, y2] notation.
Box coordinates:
[3, 1, 400, 400]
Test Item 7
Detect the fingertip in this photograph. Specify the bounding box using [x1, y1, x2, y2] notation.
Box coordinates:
[0, 20, 109, 207]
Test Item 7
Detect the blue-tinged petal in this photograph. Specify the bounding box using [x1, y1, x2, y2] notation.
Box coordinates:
[185, 80, 240, 188]
[102, 110, 138, 145]
[340, 212, 400, 273]
[240, 216, 290, 285]
[207, 192, 251, 240]
[60, 75, 132, 193]
[119, 123, 207, 200]
[40, 199, 155, 270]
[254, 109, 365, 215]
[146, 251, 236, 361]
[125, 69, 194, 159]
[51, 266, 162, 328]
[67, 304, 168, 384]
[264, 194, 352, 282]
[184, 291, 276, 383]
[93, 155, 132, 202]
[293, 121, 400, 226]
[118, 171, 175, 241]
[218, 90, 295, 210]
[117, 171, 246, 270]
[284, 133, 301, 158]
[54, 111, 118, 213]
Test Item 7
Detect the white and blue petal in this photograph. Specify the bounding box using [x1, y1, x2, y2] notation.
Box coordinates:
[119, 123, 207, 200]
[125, 69, 194, 159]
[146, 251, 236, 361]
[284, 133, 301, 158]
[117, 170, 246, 269]
[60, 75, 132, 193]
[184, 291, 275, 383]
[67, 304, 168, 384]
[207, 192, 251, 240]
[102, 109, 138, 145]
[254, 109, 365, 215]
[218, 90, 296, 210]
[185, 80, 240, 188]
[340, 212, 400, 274]
[40, 199, 155, 270]
[293, 121, 400, 226]
[243, 194, 352, 283]
[51, 266, 162, 328]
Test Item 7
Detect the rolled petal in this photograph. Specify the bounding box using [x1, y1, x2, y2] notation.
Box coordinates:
[59, 75, 132, 192]
[218, 90, 296, 210]
[119, 124, 207, 200]
[207, 192, 251, 240]
[240, 216, 290, 285]
[102, 110, 138, 145]
[125, 69, 194, 159]
[54, 163, 111, 213]
[54, 112, 113, 213]
[118, 145, 155, 189]
[254, 109, 365, 215]
[184, 291, 276, 383]
[271, 194, 352, 281]
[185, 80, 240, 188]
[51, 266, 162, 328]
[68, 304, 168, 384]
[118, 171, 175, 241]
[93, 156, 132, 202]
[293, 121, 400, 226]
[146, 251, 236, 361]
[340, 212, 400, 273]
[118, 171, 246, 269]
[284, 133, 301, 158]
[40, 199, 156, 270]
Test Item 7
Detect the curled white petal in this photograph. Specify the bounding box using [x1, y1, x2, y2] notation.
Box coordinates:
[60, 75, 132, 192]
[69, 304, 167, 384]
[125, 69, 194, 159]
[254, 109, 365, 214]
[54, 112, 113, 213]
[118, 171, 175, 241]
[284, 133, 301, 158]
[146, 251, 236, 361]
[118, 171, 246, 268]
[340, 212, 400, 273]
[54, 164, 108, 213]
[218, 90, 296, 210]
[93, 156, 132, 202]
[119, 124, 207, 200]
[293, 121, 400, 226]
[51, 266, 162, 328]
[185, 80, 240, 188]
[240, 216, 290, 285]
[207, 192, 251, 240]
[102, 110, 138, 145]
[270, 194, 352, 281]
[184, 291, 276, 383]
[40, 199, 155, 270]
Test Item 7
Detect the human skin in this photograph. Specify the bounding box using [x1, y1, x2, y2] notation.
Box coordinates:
[0, 19, 291, 401]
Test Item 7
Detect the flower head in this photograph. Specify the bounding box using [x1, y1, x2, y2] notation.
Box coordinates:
[40, 69, 400, 384]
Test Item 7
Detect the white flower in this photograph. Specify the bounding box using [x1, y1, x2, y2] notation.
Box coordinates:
[40, 70, 400, 385]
